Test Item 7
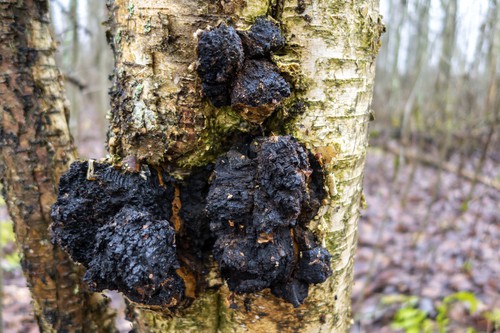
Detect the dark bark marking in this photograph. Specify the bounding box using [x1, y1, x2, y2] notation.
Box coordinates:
[295, 0, 306, 14]
[270, 0, 285, 21]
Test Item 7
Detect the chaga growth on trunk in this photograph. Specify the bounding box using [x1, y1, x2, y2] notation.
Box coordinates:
[51, 161, 185, 307]
[206, 136, 332, 307]
[86, 207, 184, 306]
[196, 17, 290, 123]
[237, 17, 286, 58]
[177, 166, 214, 260]
[231, 60, 291, 122]
[50, 138, 330, 309]
[196, 24, 244, 107]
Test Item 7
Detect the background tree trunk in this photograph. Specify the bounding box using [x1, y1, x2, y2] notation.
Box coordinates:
[106, 0, 383, 332]
[0, 1, 115, 332]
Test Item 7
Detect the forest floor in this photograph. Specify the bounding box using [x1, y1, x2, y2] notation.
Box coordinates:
[1, 142, 499, 332]
[351, 145, 500, 332]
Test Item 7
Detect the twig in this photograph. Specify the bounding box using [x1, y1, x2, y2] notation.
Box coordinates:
[383, 144, 500, 191]
[63, 73, 87, 90]
[51, 0, 92, 36]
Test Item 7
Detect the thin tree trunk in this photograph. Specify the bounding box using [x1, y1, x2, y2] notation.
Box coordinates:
[68, 0, 81, 144]
[106, 0, 383, 332]
[0, 1, 115, 332]
[386, 0, 407, 117]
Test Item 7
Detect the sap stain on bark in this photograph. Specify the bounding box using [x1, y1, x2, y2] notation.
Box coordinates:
[206, 136, 332, 307]
[196, 17, 290, 123]
[51, 161, 184, 308]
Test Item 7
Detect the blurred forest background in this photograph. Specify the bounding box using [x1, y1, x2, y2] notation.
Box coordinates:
[1, 0, 499, 332]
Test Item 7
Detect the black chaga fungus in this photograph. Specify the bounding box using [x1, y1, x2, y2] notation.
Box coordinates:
[196, 18, 290, 122]
[51, 161, 185, 307]
[255, 135, 310, 230]
[85, 207, 184, 306]
[294, 247, 332, 284]
[206, 150, 255, 234]
[206, 136, 332, 307]
[213, 230, 295, 293]
[196, 24, 244, 107]
[270, 279, 309, 307]
[201, 82, 232, 108]
[231, 60, 291, 123]
[238, 17, 285, 58]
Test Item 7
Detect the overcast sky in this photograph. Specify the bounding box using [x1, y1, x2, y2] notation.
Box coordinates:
[379, 0, 491, 68]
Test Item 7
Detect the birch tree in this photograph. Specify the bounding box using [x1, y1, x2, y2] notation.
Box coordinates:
[0, 0, 383, 332]
[0, 1, 115, 331]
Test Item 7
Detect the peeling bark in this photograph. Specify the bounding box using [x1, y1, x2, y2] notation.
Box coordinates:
[105, 0, 383, 332]
[0, 1, 115, 332]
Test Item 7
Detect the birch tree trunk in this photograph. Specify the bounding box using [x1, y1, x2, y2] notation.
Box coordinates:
[106, 0, 383, 332]
[0, 1, 115, 332]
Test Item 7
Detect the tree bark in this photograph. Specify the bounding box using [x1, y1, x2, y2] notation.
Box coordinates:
[106, 0, 383, 332]
[0, 1, 115, 332]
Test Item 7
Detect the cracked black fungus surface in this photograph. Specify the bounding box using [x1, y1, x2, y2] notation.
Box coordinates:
[51, 161, 184, 307]
[51, 139, 330, 308]
[196, 18, 290, 121]
[196, 24, 244, 107]
[231, 60, 290, 109]
[238, 17, 286, 58]
[206, 136, 332, 307]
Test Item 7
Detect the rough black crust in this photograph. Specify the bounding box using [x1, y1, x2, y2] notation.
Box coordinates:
[294, 247, 332, 284]
[85, 207, 184, 306]
[206, 136, 332, 307]
[196, 24, 244, 83]
[213, 229, 295, 293]
[238, 17, 285, 58]
[270, 279, 309, 307]
[51, 137, 330, 308]
[197, 24, 244, 107]
[201, 82, 232, 108]
[51, 161, 184, 307]
[231, 60, 290, 108]
[196, 18, 290, 120]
